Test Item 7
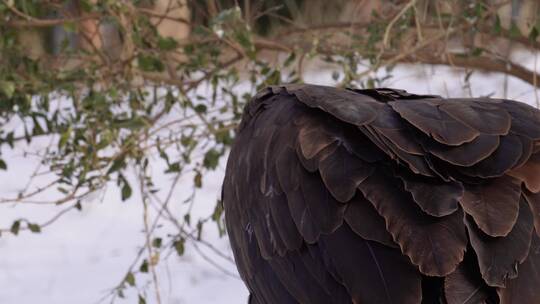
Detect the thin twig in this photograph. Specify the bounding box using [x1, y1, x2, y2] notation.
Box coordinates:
[382, 0, 418, 47]
[139, 168, 162, 304]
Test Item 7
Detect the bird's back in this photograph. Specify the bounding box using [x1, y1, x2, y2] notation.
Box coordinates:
[222, 84, 540, 304]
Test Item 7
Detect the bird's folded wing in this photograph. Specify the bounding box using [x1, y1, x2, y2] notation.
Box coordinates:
[223, 84, 540, 304]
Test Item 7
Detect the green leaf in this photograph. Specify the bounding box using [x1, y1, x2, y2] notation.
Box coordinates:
[5, 132, 14, 148]
[57, 187, 69, 194]
[367, 78, 375, 89]
[196, 221, 203, 240]
[164, 90, 176, 112]
[139, 259, 149, 273]
[173, 238, 185, 256]
[215, 130, 232, 145]
[121, 181, 132, 201]
[138, 55, 165, 72]
[31, 116, 45, 135]
[194, 104, 207, 113]
[124, 272, 135, 287]
[28, 223, 41, 233]
[63, 21, 77, 33]
[529, 26, 539, 41]
[78, 0, 93, 12]
[180, 136, 193, 147]
[138, 295, 147, 304]
[471, 47, 483, 57]
[107, 156, 126, 174]
[212, 201, 224, 222]
[509, 22, 521, 38]
[203, 149, 220, 170]
[0, 81, 15, 98]
[235, 29, 255, 57]
[194, 171, 202, 188]
[265, 70, 281, 85]
[117, 288, 125, 298]
[0, 159, 7, 170]
[152, 237, 162, 248]
[165, 161, 181, 173]
[59, 126, 72, 149]
[10, 220, 20, 235]
[114, 117, 148, 130]
[157, 37, 178, 51]
[283, 52, 296, 67]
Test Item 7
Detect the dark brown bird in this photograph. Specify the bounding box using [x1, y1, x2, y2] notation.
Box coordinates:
[222, 84, 540, 304]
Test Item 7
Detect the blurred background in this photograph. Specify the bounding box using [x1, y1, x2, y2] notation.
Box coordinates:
[0, 0, 539, 303]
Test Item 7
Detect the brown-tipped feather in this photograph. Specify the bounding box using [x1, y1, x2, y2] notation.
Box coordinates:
[298, 123, 338, 159]
[320, 224, 422, 304]
[524, 190, 540, 237]
[460, 176, 522, 237]
[508, 153, 540, 193]
[497, 234, 540, 304]
[344, 194, 398, 248]
[359, 169, 467, 276]
[439, 100, 511, 135]
[276, 147, 320, 244]
[465, 198, 534, 287]
[299, 168, 347, 234]
[444, 251, 493, 304]
[461, 134, 524, 178]
[396, 170, 462, 217]
[426, 134, 500, 167]
[500, 99, 540, 140]
[318, 145, 374, 203]
[390, 99, 480, 145]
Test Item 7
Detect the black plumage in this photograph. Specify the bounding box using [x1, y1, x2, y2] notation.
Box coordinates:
[222, 84, 540, 303]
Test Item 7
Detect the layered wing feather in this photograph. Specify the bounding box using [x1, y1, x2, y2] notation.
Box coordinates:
[223, 84, 540, 304]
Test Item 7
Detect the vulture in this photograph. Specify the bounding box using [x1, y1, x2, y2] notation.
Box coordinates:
[222, 84, 540, 304]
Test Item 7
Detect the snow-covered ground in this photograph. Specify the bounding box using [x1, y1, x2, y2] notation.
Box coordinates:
[0, 58, 538, 304]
